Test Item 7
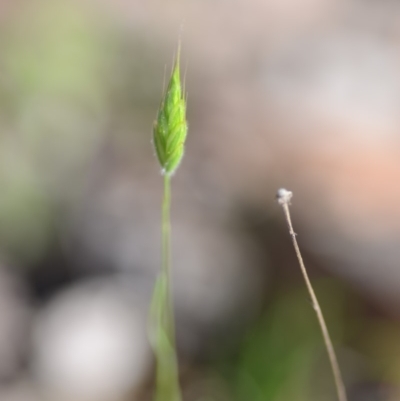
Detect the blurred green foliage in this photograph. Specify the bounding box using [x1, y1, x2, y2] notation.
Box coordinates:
[0, 0, 107, 263]
[2, 0, 105, 103]
[218, 280, 349, 401]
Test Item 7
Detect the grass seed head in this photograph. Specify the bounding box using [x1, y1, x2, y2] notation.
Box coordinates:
[153, 49, 188, 176]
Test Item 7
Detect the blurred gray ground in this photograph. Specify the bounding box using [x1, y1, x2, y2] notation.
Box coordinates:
[0, 0, 399, 400]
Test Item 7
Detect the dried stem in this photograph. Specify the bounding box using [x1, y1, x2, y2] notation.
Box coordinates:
[277, 188, 347, 401]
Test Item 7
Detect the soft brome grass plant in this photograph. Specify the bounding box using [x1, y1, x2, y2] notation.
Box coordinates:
[149, 46, 187, 401]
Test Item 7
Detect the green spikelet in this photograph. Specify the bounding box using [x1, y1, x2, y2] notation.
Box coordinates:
[153, 49, 187, 176]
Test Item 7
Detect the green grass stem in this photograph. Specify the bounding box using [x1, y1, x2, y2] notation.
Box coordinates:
[162, 174, 174, 340]
[150, 174, 181, 401]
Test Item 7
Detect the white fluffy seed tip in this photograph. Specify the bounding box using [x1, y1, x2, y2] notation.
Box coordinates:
[276, 188, 293, 205]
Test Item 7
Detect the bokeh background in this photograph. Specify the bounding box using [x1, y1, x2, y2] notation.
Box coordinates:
[0, 0, 399, 400]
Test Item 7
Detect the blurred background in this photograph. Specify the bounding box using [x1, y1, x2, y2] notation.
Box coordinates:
[0, 0, 399, 400]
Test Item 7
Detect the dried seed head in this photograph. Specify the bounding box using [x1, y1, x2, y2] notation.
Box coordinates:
[276, 188, 293, 205]
[153, 48, 188, 176]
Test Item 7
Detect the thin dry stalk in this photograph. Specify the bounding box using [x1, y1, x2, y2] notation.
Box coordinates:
[276, 188, 347, 401]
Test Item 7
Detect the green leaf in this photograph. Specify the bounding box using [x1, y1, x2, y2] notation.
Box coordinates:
[149, 272, 181, 401]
